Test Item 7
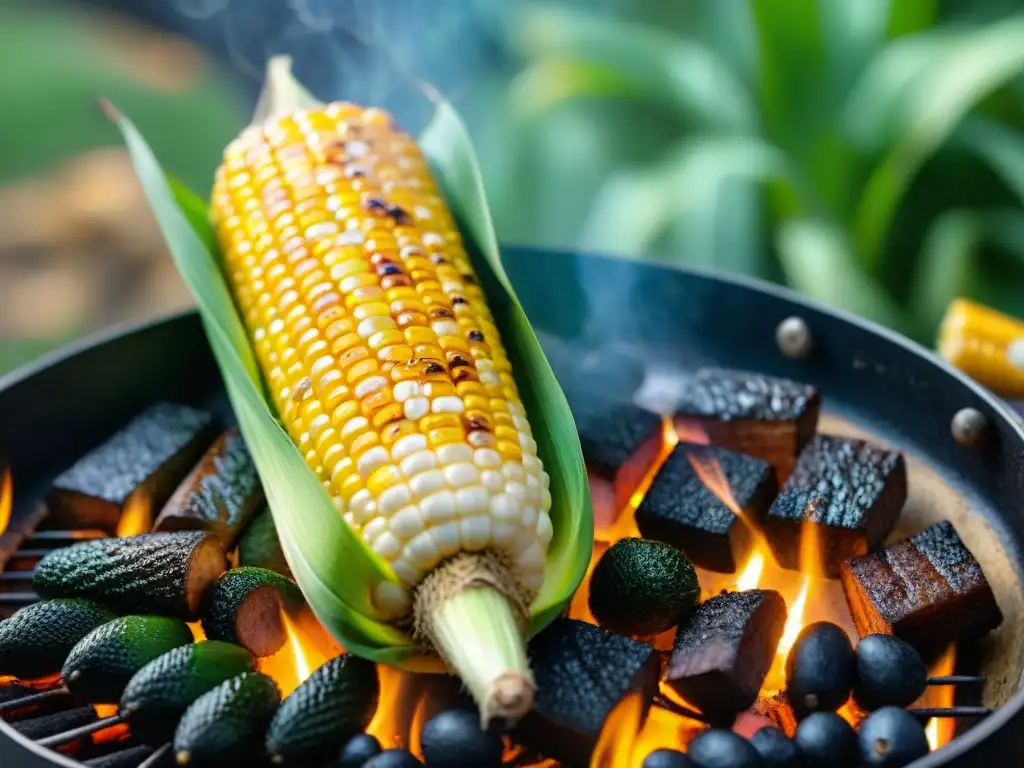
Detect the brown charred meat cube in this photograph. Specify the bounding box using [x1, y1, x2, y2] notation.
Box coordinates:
[841, 521, 1003, 650]
[48, 403, 216, 534]
[664, 589, 787, 722]
[577, 402, 663, 512]
[635, 443, 777, 573]
[762, 435, 906, 577]
[673, 368, 821, 470]
[516, 617, 660, 766]
[152, 427, 264, 548]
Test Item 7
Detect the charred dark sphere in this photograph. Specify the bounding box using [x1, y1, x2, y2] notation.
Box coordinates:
[853, 634, 928, 711]
[420, 709, 503, 767]
[686, 728, 762, 768]
[750, 726, 803, 768]
[642, 748, 694, 767]
[785, 622, 856, 718]
[334, 733, 382, 767]
[857, 707, 930, 767]
[794, 712, 857, 768]
[362, 748, 422, 767]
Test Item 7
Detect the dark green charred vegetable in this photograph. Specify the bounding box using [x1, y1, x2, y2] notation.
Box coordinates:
[33, 531, 227, 621]
[265, 653, 380, 765]
[119, 640, 255, 744]
[174, 672, 282, 767]
[0, 599, 115, 679]
[237, 506, 292, 578]
[200, 567, 303, 657]
[62, 615, 194, 703]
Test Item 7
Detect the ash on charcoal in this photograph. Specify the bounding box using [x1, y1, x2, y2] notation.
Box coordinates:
[664, 589, 787, 722]
[515, 617, 660, 766]
[841, 521, 1003, 650]
[673, 368, 821, 468]
[575, 402, 662, 482]
[48, 402, 216, 533]
[153, 427, 263, 548]
[762, 434, 906, 576]
[635, 443, 778, 572]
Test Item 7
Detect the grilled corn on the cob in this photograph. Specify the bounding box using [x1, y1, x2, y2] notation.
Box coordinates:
[939, 298, 1024, 398]
[209, 58, 551, 721]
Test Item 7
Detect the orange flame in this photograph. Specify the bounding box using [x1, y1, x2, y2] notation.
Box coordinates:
[116, 495, 152, 537]
[258, 609, 332, 696]
[0, 467, 11, 536]
[924, 644, 958, 752]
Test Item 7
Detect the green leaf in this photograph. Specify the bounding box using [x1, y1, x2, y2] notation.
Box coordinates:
[959, 117, 1024, 204]
[513, 3, 755, 130]
[819, 0, 893, 91]
[853, 13, 1024, 268]
[419, 98, 594, 634]
[577, 136, 803, 258]
[909, 210, 979, 335]
[776, 219, 907, 331]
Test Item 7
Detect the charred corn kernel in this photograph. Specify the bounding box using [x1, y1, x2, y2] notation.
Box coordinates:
[939, 298, 1024, 397]
[212, 100, 551, 618]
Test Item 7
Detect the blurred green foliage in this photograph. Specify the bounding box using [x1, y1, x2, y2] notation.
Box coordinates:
[478, 0, 1024, 344]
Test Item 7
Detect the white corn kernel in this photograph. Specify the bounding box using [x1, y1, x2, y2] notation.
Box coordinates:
[403, 396, 430, 420]
[342, 511, 355, 528]
[362, 516, 387, 543]
[520, 434, 538, 455]
[350, 488, 375, 523]
[437, 443, 473, 464]
[460, 516, 491, 550]
[354, 375, 388, 399]
[537, 512, 553, 545]
[373, 532, 402, 560]
[392, 433, 427, 460]
[341, 416, 369, 440]
[410, 469, 446, 498]
[522, 454, 542, 474]
[502, 462, 525, 481]
[420, 490, 456, 522]
[378, 484, 412, 516]
[521, 571, 544, 593]
[400, 449, 438, 477]
[542, 487, 552, 512]
[522, 505, 538, 530]
[444, 463, 479, 488]
[406, 531, 441, 569]
[517, 542, 546, 572]
[390, 505, 424, 539]
[431, 396, 464, 414]
[391, 558, 422, 587]
[491, 493, 519, 522]
[492, 522, 517, 545]
[393, 381, 421, 402]
[372, 582, 411, 617]
[357, 447, 390, 477]
[481, 470, 503, 492]
[473, 448, 501, 468]
[454, 486, 489, 516]
[432, 522, 462, 557]
[508, 401, 526, 417]
[431, 320, 460, 337]
[506, 482, 527, 501]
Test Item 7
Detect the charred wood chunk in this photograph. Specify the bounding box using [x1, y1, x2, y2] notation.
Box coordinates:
[751, 694, 798, 738]
[516, 617, 659, 766]
[664, 589, 787, 722]
[577, 402, 662, 485]
[152, 427, 264, 548]
[840, 521, 1003, 650]
[635, 443, 778, 573]
[10, 705, 98, 740]
[48, 403, 216, 534]
[673, 368, 821, 469]
[762, 435, 906, 577]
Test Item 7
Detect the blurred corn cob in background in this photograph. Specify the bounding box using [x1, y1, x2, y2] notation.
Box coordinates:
[938, 299, 1024, 399]
[209, 57, 551, 723]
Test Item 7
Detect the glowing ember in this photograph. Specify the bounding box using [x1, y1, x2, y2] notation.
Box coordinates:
[115, 496, 152, 537]
[0, 467, 11, 536]
[924, 644, 958, 752]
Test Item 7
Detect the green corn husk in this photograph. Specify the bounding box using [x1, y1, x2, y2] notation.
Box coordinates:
[105, 58, 593, 691]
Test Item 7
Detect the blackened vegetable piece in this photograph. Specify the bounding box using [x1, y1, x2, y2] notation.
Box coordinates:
[588, 538, 700, 638]
[62, 615, 194, 703]
[840, 521, 1003, 649]
[334, 733, 382, 767]
[686, 729, 762, 768]
[857, 707, 929, 767]
[200, 567, 302, 657]
[265, 653, 380, 766]
[153, 427, 263, 548]
[853, 634, 928, 711]
[33, 531, 227, 621]
[750, 726, 802, 768]
[237, 506, 292, 578]
[364, 749, 422, 767]
[48, 403, 216, 533]
[11, 706, 98, 740]
[0, 598, 115, 679]
[763, 435, 906, 577]
[785, 622, 856, 719]
[576, 402, 663, 505]
[794, 712, 857, 768]
[516, 618, 660, 766]
[673, 368, 821, 469]
[665, 589, 787, 721]
[642, 748, 693, 768]
[635, 443, 777, 573]
[173, 672, 282, 767]
[420, 709, 503, 768]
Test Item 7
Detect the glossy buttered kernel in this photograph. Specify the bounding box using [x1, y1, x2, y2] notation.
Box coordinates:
[213, 102, 551, 619]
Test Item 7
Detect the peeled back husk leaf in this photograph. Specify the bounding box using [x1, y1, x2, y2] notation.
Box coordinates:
[105, 60, 593, 674]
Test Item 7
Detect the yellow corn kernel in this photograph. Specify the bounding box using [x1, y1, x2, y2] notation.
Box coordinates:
[939, 298, 1024, 397]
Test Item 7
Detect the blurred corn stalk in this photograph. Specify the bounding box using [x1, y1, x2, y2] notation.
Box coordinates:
[480, 0, 1024, 343]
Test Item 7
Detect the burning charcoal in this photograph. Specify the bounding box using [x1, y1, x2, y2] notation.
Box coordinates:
[665, 589, 787, 722]
[840, 521, 1003, 649]
[48, 403, 216, 534]
[576, 402, 664, 511]
[11, 705, 98, 740]
[857, 707, 929, 767]
[750, 725, 802, 768]
[853, 634, 928, 711]
[751, 695, 798, 738]
[635, 443, 778, 573]
[641, 749, 690, 768]
[687, 729, 762, 768]
[762, 435, 907, 577]
[785, 622, 856, 719]
[516, 618, 660, 766]
[673, 368, 821, 469]
[152, 427, 263, 548]
[335, 733, 382, 767]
